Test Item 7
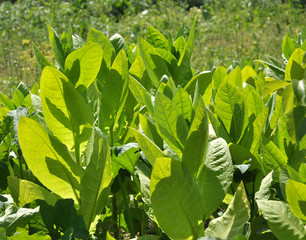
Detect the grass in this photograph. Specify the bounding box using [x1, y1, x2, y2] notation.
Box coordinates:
[0, 0, 305, 95]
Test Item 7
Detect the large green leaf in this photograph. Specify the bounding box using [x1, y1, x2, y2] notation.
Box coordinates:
[129, 55, 151, 91]
[129, 75, 154, 115]
[7, 177, 59, 207]
[64, 43, 103, 88]
[205, 182, 251, 240]
[182, 97, 208, 178]
[100, 49, 129, 131]
[80, 127, 113, 230]
[129, 127, 164, 166]
[262, 78, 291, 98]
[139, 38, 170, 87]
[40, 66, 93, 156]
[197, 138, 233, 217]
[215, 80, 243, 133]
[150, 157, 204, 240]
[286, 179, 306, 221]
[213, 66, 227, 91]
[154, 92, 188, 157]
[257, 199, 306, 240]
[18, 116, 84, 203]
[184, 71, 212, 101]
[227, 66, 242, 89]
[146, 25, 168, 50]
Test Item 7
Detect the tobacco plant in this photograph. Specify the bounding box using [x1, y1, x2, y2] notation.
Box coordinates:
[0, 16, 305, 240]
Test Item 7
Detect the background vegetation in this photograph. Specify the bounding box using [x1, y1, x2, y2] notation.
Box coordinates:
[0, 0, 305, 96]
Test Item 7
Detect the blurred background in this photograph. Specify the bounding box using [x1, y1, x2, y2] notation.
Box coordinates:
[0, 0, 305, 95]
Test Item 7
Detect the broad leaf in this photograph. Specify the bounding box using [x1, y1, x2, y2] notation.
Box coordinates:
[150, 157, 204, 240]
[129, 75, 154, 115]
[146, 25, 168, 50]
[197, 138, 233, 217]
[100, 50, 129, 131]
[173, 86, 193, 122]
[257, 199, 306, 240]
[80, 128, 113, 230]
[286, 179, 306, 221]
[205, 182, 251, 240]
[64, 43, 103, 88]
[40, 66, 93, 155]
[0, 205, 39, 236]
[129, 128, 164, 166]
[18, 116, 84, 203]
[262, 136, 287, 168]
[139, 37, 170, 87]
[215, 80, 243, 133]
[282, 35, 297, 60]
[154, 92, 187, 157]
[182, 97, 208, 178]
[8, 177, 59, 207]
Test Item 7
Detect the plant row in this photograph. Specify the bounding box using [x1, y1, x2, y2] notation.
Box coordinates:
[0, 17, 305, 240]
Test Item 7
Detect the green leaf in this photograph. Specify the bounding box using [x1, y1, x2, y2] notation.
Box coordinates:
[255, 171, 274, 200]
[32, 42, 53, 72]
[112, 145, 140, 175]
[0, 205, 39, 236]
[286, 179, 306, 221]
[154, 92, 187, 157]
[173, 86, 193, 122]
[292, 79, 306, 105]
[40, 66, 93, 154]
[227, 66, 242, 89]
[173, 16, 197, 85]
[139, 113, 163, 149]
[213, 66, 227, 91]
[12, 89, 24, 107]
[243, 108, 268, 155]
[138, 38, 170, 87]
[129, 128, 164, 166]
[205, 182, 251, 240]
[282, 85, 295, 115]
[215, 80, 243, 133]
[18, 116, 84, 203]
[129, 75, 154, 115]
[146, 25, 168, 50]
[285, 48, 305, 81]
[246, 89, 265, 117]
[150, 157, 204, 240]
[7, 177, 59, 207]
[184, 71, 212, 98]
[262, 78, 291, 98]
[262, 136, 287, 168]
[86, 27, 115, 69]
[8, 227, 51, 239]
[110, 33, 126, 54]
[80, 127, 113, 230]
[0, 93, 15, 110]
[182, 98, 208, 178]
[197, 138, 233, 217]
[129, 55, 151, 91]
[286, 106, 306, 143]
[282, 35, 297, 60]
[47, 24, 66, 69]
[257, 199, 306, 240]
[100, 50, 129, 131]
[64, 43, 103, 88]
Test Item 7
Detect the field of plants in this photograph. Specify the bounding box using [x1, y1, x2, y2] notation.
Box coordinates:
[0, 0, 306, 240]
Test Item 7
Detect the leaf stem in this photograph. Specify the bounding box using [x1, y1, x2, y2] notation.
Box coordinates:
[112, 195, 120, 240]
[118, 173, 136, 237]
